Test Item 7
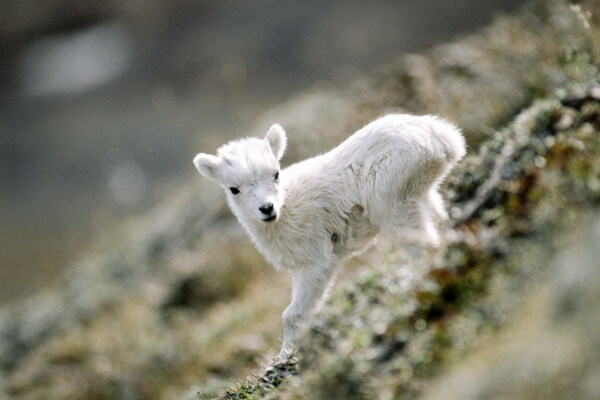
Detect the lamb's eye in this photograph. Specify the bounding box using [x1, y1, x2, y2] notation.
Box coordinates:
[274, 171, 280, 181]
[229, 187, 240, 195]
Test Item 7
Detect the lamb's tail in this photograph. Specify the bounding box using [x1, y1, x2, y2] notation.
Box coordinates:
[428, 116, 467, 164]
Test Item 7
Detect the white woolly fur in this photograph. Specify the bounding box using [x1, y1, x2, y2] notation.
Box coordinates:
[194, 114, 466, 355]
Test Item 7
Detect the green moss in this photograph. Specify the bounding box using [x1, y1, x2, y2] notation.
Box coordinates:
[218, 354, 299, 400]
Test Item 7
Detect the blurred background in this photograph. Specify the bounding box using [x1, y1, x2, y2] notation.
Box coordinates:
[0, 0, 522, 305]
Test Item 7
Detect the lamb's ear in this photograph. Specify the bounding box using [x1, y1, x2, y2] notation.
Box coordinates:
[193, 153, 223, 183]
[265, 124, 287, 161]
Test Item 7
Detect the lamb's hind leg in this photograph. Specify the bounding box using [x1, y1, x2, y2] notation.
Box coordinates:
[380, 195, 440, 258]
[280, 267, 333, 357]
[427, 187, 448, 221]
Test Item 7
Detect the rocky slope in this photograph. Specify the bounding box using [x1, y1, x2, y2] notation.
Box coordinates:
[230, 81, 600, 400]
[0, 1, 599, 399]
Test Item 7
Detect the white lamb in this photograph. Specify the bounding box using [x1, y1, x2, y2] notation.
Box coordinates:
[193, 114, 466, 356]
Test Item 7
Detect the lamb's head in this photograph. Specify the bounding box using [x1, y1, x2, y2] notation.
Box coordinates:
[193, 124, 287, 224]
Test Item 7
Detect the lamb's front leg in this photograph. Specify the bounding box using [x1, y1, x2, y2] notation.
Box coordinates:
[279, 267, 333, 357]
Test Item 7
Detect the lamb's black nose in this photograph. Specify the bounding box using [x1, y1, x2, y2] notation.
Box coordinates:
[259, 203, 274, 215]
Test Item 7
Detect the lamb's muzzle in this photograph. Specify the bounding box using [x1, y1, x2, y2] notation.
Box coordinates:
[259, 202, 277, 222]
